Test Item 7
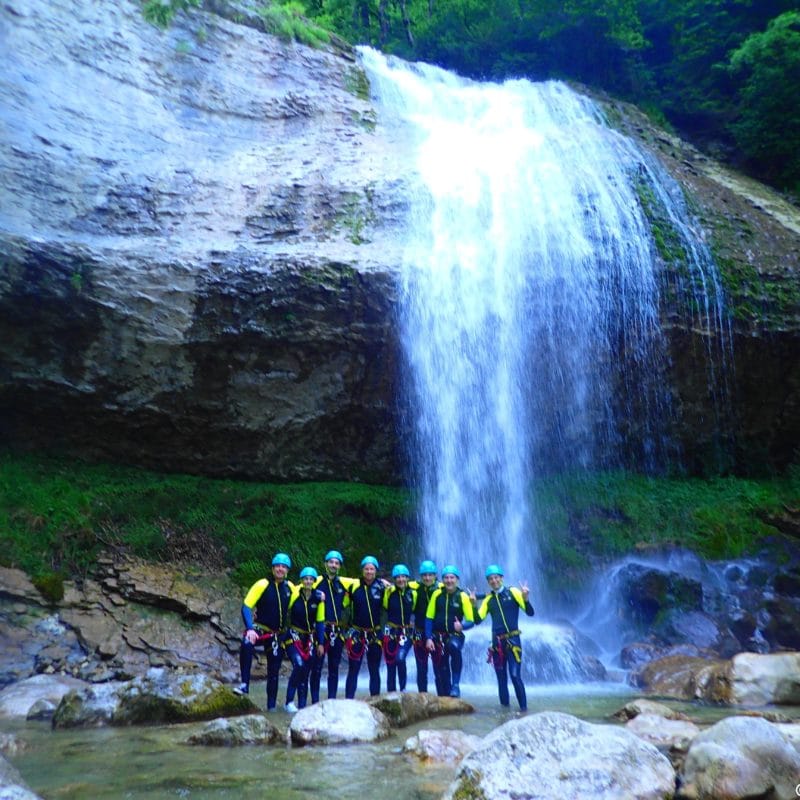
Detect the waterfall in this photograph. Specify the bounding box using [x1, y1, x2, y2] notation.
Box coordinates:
[359, 50, 728, 631]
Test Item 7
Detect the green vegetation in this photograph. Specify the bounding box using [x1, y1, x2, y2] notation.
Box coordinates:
[301, 0, 798, 196]
[534, 468, 800, 588]
[31, 572, 65, 604]
[3, 453, 798, 593]
[0, 451, 409, 589]
[142, 0, 202, 29]
[257, 1, 331, 47]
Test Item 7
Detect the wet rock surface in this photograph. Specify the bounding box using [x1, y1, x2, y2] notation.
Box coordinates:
[51, 668, 255, 728]
[288, 698, 391, 745]
[607, 549, 800, 667]
[403, 728, 481, 763]
[366, 691, 474, 726]
[0, 555, 242, 695]
[676, 716, 800, 800]
[0, 0, 798, 480]
[0, 752, 41, 799]
[0, 0, 408, 483]
[445, 710, 676, 800]
[186, 713, 284, 745]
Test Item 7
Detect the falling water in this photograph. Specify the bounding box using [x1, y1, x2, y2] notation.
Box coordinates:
[359, 51, 728, 623]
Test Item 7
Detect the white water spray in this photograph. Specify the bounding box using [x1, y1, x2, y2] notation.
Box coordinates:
[360, 52, 728, 674]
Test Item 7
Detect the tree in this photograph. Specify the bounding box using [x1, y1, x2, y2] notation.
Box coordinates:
[727, 11, 800, 192]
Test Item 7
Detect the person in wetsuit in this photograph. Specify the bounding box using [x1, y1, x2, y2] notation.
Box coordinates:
[382, 564, 416, 692]
[424, 564, 474, 698]
[472, 564, 534, 712]
[234, 552, 293, 711]
[283, 566, 325, 712]
[312, 550, 356, 700]
[344, 555, 387, 698]
[411, 559, 440, 693]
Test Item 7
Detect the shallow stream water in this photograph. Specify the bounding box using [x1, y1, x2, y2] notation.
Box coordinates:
[5, 682, 751, 800]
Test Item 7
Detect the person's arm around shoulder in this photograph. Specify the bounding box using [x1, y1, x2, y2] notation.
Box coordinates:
[458, 591, 475, 630]
[469, 587, 488, 624]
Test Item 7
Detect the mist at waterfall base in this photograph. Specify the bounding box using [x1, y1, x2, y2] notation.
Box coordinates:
[360, 49, 730, 684]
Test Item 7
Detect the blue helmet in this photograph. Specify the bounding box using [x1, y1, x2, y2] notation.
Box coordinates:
[419, 559, 437, 575]
[272, 552, 292, 568]
[441, 564, 460, 578]
[361, 555, 379, 569]
[299, 567, 318, 580]
[485, 564, 504, 578]
[324, 550, 344, 564]
[391, 564, 410, 578]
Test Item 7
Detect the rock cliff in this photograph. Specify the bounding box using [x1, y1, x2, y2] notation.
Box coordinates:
[1, 0, 798, 480]
[0, 0, 409, 481]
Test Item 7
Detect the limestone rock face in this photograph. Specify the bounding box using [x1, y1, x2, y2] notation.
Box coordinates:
[677, 716, 800, 800]
[0, 0, 408, 483]
[0, 553, 243, 688]
[1, 0, 799, 479]
[444, 711, 675, 800]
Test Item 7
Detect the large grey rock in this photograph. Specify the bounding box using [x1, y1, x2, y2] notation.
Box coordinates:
[289, 699, 391, 745]
[444, 711, 675, 800]
[677, 716, 800, 799]
[729, 651, 800, 706]
[52, 668, 255, 727]
[403, 729, 481, 763]
[775, 723, 800, 752]
[626, 713, 700, 751]
[186, 714, 284, 746]
[366, 691, 474, 726]
[0, 674, 88, 719]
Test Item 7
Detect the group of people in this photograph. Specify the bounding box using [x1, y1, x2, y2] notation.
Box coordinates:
[233, 550, 534, 713]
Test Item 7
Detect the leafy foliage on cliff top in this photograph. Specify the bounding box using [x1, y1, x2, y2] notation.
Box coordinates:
[140, 0, 799, 194]
[308, 0, 800, 195]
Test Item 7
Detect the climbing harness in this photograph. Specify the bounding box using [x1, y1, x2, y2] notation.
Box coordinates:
[382, 624, 411, 664]
[430, 631, 447, 665]
[246, 627, 281, 656]
[289, 628, 312, 661]
[345, 627, 367, 661]
[488, 630, 522, 668]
